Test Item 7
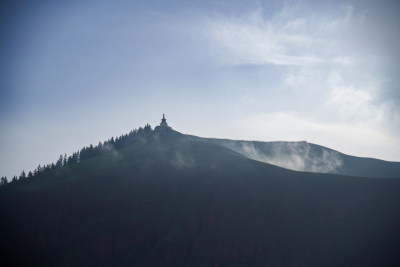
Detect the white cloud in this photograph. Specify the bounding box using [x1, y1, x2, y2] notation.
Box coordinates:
[199, 4, 359, 67]
[334, 56, 353, 65]
[233, 112, 400, 161]
[281, 66, 385, 126]
[284, 18, 306, 31]
[283, 68, 318, 87]
[329, 85, 374, 119]
[319, 5, 354, 32]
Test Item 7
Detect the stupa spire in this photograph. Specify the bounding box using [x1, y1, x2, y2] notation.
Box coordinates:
[160, 114, 168, 127]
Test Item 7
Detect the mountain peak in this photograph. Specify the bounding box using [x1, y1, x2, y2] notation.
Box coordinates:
[154, 113, 179, 138]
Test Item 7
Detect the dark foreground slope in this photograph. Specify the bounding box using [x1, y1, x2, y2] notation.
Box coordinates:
[1, 131, 400, 266]
[204, 138, 400, 178]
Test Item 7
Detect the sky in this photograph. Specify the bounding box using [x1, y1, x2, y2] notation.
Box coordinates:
[1, 0, 399, 178]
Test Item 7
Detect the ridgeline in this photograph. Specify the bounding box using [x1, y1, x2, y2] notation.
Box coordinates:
[1, 119, 400, 266]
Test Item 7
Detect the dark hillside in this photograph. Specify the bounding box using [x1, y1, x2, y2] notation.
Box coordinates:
[1, 130, 400, 266]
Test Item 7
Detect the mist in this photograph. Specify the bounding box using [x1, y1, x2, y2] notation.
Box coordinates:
[218, 140, 343, 173]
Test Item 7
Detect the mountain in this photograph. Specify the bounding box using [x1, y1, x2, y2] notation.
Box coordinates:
[1, 127, 400, 266]
[201, 138, 400, 178]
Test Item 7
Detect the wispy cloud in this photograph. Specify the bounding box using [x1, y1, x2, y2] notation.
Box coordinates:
[234, 112, 400, 161]
[170, 151, 196, 168]
[329, 85, 373, 119]
[199, 4, 357, 67]
[221, 140, 343, 173]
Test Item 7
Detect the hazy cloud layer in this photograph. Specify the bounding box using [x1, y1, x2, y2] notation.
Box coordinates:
[199, 4, 357, 66]
[221, 140, 342, 173]
[170, 151, 196, 169]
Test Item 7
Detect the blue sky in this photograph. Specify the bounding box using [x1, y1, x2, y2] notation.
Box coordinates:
[1, 0, 399, 177]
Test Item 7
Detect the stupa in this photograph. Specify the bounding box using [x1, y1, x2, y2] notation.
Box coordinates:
[155, 114, 172, 131]
[160, 114, 168, 127]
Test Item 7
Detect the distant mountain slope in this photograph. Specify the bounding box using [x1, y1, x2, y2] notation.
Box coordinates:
[202, 138, 400, 178]
[1, 128, 400, 266]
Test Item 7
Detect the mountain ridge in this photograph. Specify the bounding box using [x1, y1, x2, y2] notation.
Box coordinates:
[2, 125, 399, 183]
[1, 127, 400, 266]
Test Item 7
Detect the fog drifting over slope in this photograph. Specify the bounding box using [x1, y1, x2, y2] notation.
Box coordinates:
[218, 140, 343, 173]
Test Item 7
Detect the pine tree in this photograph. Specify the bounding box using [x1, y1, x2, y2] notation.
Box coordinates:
[37, 165, 42, 174]
[56, 154, 63, 168]
[44, 164, 51, 172]
[19, 171, 26, 179]
[144, 123, 152, 133]
[98, 142, 103, 152]
[67, 155, 73, 165]
[63, 153, 67, 166]
[1, 176, 8, 185]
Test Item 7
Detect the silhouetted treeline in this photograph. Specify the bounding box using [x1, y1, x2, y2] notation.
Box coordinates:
[0, 124, 153, 186]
